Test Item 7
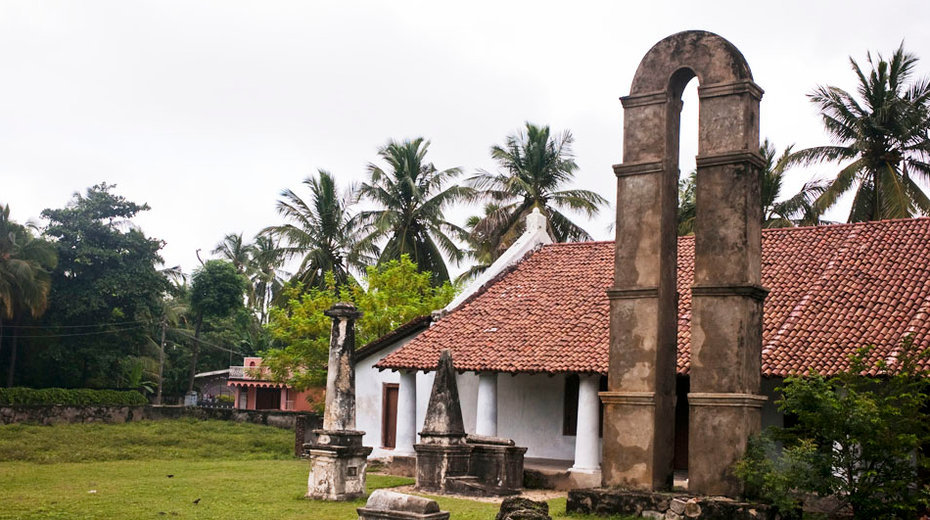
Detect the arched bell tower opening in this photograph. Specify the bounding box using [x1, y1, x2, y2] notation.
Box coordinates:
[601, 31, 767, 497]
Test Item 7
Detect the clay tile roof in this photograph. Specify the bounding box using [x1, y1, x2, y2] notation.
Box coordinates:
[376, 218, 930, 378]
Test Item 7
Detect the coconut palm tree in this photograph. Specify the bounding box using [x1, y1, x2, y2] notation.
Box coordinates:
[262, 170, 374, 290]
[247, 235, 286, 324]
[760, 139, 828, 228]
[0, 204, 57, 386]
[212, 233, 253, 275]
[468, 123, 607, 258]
[355, 138, 473, 284]
[790, 44, 930, 222]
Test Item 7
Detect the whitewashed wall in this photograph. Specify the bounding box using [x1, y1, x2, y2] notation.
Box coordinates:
[355, 337, 405, 459]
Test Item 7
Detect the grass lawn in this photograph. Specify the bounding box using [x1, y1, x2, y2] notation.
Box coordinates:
[0, 420, 630, 520]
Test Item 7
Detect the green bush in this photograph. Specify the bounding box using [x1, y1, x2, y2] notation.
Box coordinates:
[0, 387, 148, 406]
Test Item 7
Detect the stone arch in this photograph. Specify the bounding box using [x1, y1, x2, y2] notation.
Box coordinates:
[601, 31, 766, 497]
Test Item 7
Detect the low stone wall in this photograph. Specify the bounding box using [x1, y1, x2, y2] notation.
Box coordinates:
[0, 405, 145, 425]
[567, 488, 792, 520]
[0, 404, 321, 432]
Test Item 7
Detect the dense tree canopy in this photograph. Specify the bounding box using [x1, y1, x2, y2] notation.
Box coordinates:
[25, 184, 169, 389]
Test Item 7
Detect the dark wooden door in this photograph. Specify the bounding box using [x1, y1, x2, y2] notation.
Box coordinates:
[382, 384, 399, 448]
[256, 388, 281, 410]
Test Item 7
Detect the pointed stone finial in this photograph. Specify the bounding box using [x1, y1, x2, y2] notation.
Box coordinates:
[419, 350, 466, 443]
[525, 207, 546, 233]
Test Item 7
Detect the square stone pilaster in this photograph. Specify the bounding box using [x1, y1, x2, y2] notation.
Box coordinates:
[600, 391, 675, 490]
[688, 393, 766, 496]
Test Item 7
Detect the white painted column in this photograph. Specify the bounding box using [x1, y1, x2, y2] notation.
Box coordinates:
[394, 371, 417, 456]
[475, 372, 498, 437]
[571, 375, 602, 472]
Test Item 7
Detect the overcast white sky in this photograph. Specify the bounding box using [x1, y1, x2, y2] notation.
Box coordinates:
[3, 1, 929, 276]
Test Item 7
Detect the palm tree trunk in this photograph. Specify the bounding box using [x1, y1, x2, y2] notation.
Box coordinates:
[6, 321, 17, 388]
[186, 314, 203, 393]
[0, 316, 4, 376]
[155, 317, 166, 405]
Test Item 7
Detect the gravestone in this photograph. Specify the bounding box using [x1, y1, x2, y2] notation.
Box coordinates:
[306, 302, 373, 501]
[602, 30, 767, 497]
[357, 489, 450, 520]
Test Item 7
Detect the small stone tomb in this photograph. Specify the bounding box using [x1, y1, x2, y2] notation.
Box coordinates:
[414, 350, 527, 496]
[357, 489, 449, 520]
[496, 497, 552, 520]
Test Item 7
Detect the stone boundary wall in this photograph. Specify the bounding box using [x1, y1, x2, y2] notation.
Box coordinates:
[0, 404, 321, 431]
[567, 488, 793, 520]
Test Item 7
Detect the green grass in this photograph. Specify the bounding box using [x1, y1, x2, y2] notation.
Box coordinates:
[0, 420, 625, 519]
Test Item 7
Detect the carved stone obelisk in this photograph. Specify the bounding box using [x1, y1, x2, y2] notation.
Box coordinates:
[414, 350, 472, 493]
[307, 302, 372, 501]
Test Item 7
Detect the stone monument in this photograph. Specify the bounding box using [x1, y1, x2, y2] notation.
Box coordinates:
[357, 489, 450, 520]
[306, 302, 373, 501]
[414, 349, 473, 493]
[602, 30, 767, 497]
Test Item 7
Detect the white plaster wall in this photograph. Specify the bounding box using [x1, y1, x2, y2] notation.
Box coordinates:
[497, 373, 584, 461]
[356, 339, 406, 458]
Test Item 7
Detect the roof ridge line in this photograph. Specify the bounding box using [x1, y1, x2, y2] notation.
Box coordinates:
[764, 224, 861, 357]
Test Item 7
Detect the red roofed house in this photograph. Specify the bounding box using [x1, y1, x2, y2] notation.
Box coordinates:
[357, 216, 930, 486]
[227, 357, 320, 412]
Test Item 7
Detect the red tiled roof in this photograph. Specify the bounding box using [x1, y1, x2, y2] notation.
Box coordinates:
[376, 218, 930, 377]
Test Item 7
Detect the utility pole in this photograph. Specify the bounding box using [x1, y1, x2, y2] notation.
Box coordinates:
[156, 316, 167, 405]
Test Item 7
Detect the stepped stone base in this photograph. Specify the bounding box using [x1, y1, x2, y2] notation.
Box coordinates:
[567, 488, 795, 520]
[306, 429, 373, 501]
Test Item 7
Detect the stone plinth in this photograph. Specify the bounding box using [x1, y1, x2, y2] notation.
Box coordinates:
[307, 429, 372, 501]
[413, 442, 473, 493]
[467, 435, 526, 493]
[357, 489, 450, 520]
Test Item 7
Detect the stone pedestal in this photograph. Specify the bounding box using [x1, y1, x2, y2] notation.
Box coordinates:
[466, 435, 526, 492]
[414, 442, 473, 493]
[307, 429, 373, 501]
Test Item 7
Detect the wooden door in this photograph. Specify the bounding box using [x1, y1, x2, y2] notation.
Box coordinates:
[256, 388, 281, 410]
[382, 384, 399, 448]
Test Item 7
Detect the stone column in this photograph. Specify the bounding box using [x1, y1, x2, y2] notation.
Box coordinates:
[688, 80, 767, 497]
[395, 371, 418, 456]
[307, 302, 373, 501]
[601, 88, 680, 491]
[475, 372, 498, 437]
[322, 302, 361, 431]
[571, 375, 601, 474]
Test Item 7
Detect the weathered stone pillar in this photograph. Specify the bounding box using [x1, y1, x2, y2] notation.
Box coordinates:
[571, 375, 602, 474]
[307, 302, 373, 501]
[601, 73, 681, 492]
[395, 370, 418, 456]
[475, 372, 498, 437]
[688, 79, 767, 496]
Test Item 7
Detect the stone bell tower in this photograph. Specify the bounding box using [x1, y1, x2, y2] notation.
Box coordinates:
[601, 30, 767, 497]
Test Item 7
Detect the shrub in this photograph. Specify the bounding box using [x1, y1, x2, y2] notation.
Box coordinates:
[735, 337, 930, 519]
[0, 387, 148, 406]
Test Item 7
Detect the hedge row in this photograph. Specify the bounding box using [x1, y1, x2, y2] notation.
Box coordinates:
[0, 387, 148, 406]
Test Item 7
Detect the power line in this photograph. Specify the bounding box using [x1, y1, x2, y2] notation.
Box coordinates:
[9, 325, 146, 338]
[2, 319, 150, 329]
[169, 329, 246, 356]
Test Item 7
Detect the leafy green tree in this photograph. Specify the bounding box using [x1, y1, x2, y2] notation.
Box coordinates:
[677, 171, 697, 236]
[735, 338, 930, 518]
[790, 44, 930, 222]
[186, 260, 247, 392]
[212, 233, 252, 275]
[262, 170, 374, 290]
[30, 184, 168, 389]
[0, 204, 57, 387]
[247, 235, 286, 325]
[262, 255, 454, 392]
[356, 138, 473, 285]
[468, 123, 607, 256]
